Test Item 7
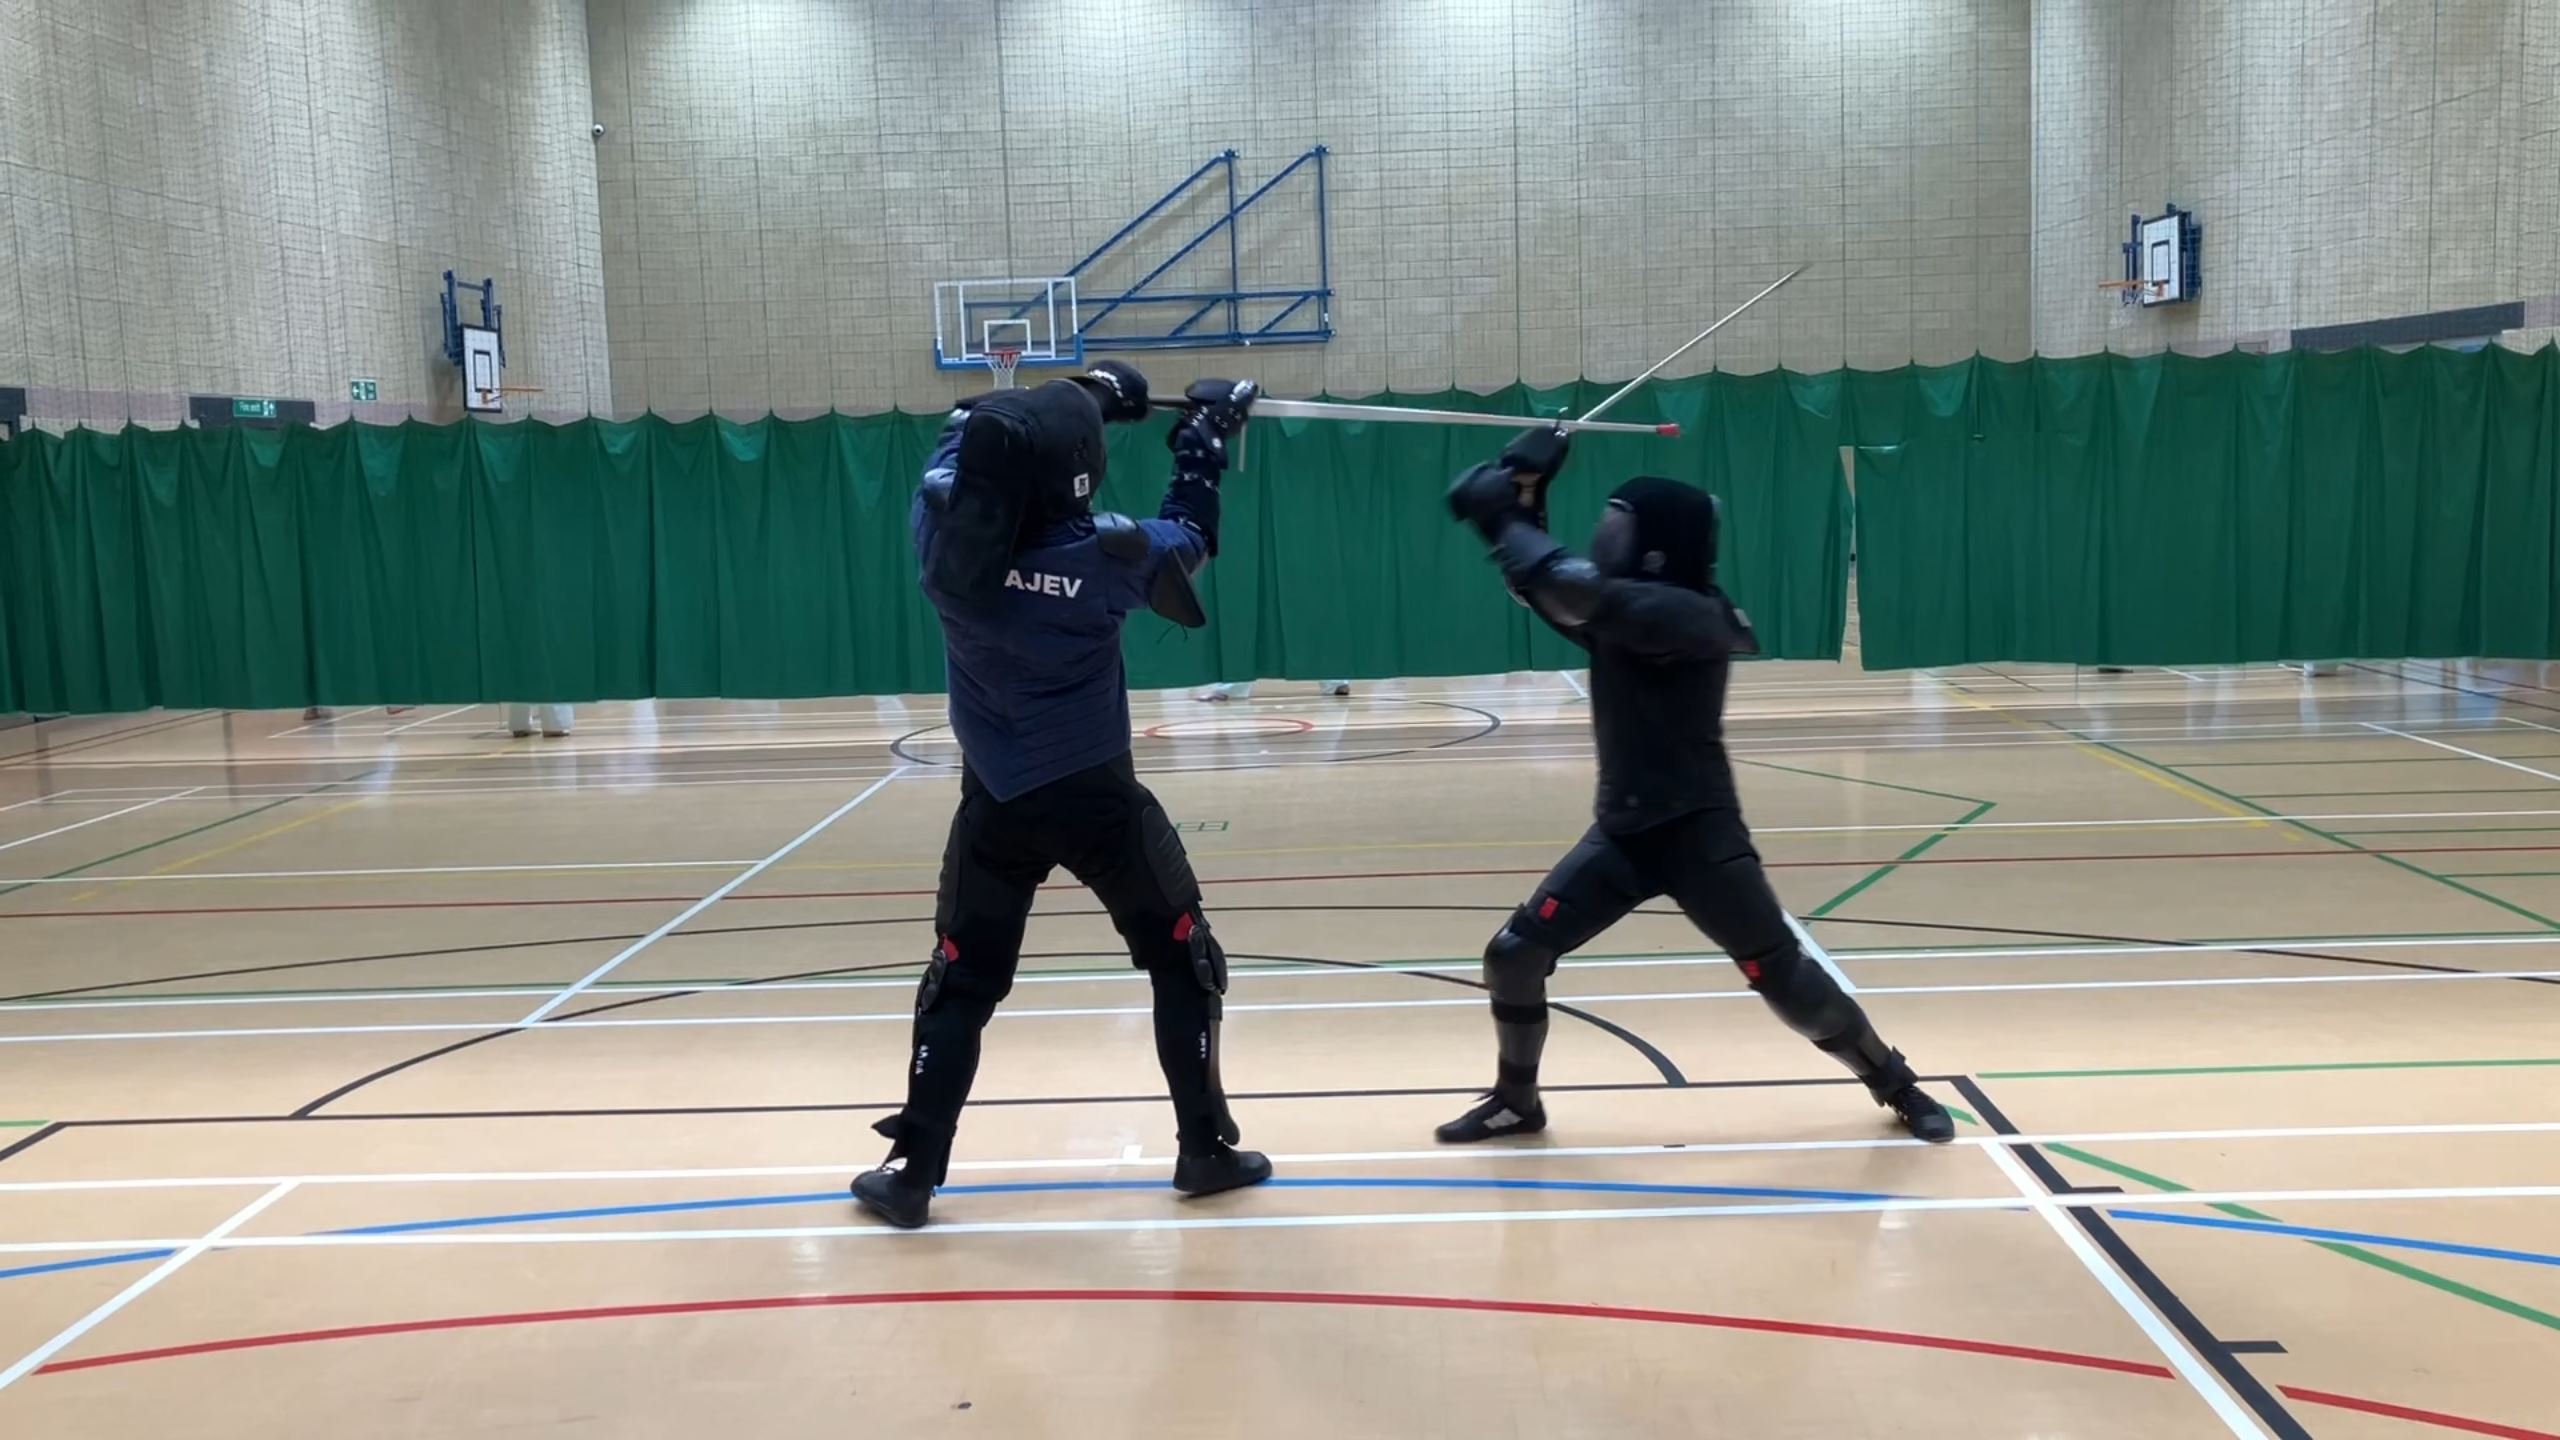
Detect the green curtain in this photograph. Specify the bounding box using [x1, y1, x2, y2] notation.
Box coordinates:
[1848, 346, 2560, 670]
[0, 382, 1850, 713]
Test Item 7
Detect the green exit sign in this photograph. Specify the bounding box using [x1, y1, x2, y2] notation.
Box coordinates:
[349, 379, 378, 402]
[232, 397, 276, 419]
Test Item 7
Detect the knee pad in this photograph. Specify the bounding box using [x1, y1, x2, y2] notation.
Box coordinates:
[1737, 943, 1855, 1043]
[916, 935, 1009, 1019]
[1482, 923, 1558, 1013]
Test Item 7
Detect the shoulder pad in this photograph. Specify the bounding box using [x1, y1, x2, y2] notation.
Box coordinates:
[1093, 511, 1148, 561]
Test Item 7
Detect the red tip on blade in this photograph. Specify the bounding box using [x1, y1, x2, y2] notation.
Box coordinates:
[1655, 423, 1681, 437]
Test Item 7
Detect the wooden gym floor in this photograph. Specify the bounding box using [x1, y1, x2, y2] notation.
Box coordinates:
[1, 659, 2554, 1438]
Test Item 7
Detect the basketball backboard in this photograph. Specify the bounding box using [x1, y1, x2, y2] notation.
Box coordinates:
[461, 326, 505, 413]
[931, 277, 1082, 372]
[2124, 205, 2202, 308]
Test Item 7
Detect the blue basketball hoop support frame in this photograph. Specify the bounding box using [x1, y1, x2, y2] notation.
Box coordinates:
[1063, 147, 1333, 353]
[441, 271, 503, 368]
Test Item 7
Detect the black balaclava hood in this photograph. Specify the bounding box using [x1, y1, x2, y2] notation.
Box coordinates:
[1595, 475, 1720, 592]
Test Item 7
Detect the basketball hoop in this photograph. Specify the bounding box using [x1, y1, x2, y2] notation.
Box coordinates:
[986, 346, 1024, 390]
[2098, 279, 2168, 303]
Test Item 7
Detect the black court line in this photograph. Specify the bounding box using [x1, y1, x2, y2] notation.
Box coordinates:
[49, 1073, 1951, 1132]
[24, 897, 2557, 1011]
[1952, 1077, 2311, 1440]
[1816, 913, 2560, 991]
[0, 1122, 64, 1168]
[2221, 1340, 2289, 1355]
[0, 710, 218, 770]
[1212, 951, 1685, 1087]
[290, 958, 931, 1117]
[291, 946, 1687, 1116]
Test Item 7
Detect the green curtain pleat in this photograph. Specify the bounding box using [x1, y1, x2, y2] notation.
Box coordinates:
[0, 383, 1853, 712]
[16, 347, 2552, 712]
[1849, 345, 2560, 670]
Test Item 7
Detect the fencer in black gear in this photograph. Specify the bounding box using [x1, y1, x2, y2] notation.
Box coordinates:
[850, 369, 1273, 1229]
[1435, 428, 1955, 1146]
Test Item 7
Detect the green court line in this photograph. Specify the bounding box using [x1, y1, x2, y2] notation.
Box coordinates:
[1945, 1106, 2560, 1334]
[2178, 753, 2560, 768]
[2240, 786, 2560, 798]
[1807, 801, 1997, 917]
[2331, 825, 2560, 836]
[2044, 1138, 2560, 1334]
[0, 1120, 48, 1129]
[2170, 753, 2560, 763]
[2437, 870, 2560, 879]
[1980, 1056, 2560, 1080]
[1734, 758, 1992, 806]
[2059, 731, 2560, 930]
[0, 768, 383, 901]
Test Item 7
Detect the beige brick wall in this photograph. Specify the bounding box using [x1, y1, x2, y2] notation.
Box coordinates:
[0, 0, 610, 429]
[588, 0, 2035, 418]
[2032, 0, 2560, 357]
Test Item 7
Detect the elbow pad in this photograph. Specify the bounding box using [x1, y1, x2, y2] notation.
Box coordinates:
[1489, 522, 1605, 627]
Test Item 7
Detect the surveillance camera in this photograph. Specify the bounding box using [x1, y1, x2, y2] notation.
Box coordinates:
[590, 122, 605, 140]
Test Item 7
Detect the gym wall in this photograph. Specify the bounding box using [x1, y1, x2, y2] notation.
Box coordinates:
[0, 0, 610, 432]
[2030, 0, 2560, 358]
[587, 0, 2035, 417]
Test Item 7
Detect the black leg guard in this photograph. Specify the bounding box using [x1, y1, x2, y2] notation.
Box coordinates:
[1482, 923, 1558, 1104]
[1737, 942, 1917, 1101]
[1143, 905, 1241, 1151]
[879, 938, 1009, 1187]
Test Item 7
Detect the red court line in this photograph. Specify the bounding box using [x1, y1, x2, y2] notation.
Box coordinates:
[2276, 1385, 2560, 1440]
[10, 842, 2560, 920]
[32, 1287, 2553, 1439]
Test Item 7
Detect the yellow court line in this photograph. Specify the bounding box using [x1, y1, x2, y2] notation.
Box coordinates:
[1926, 677, 2288, 838]
[63, 795, 379, 904]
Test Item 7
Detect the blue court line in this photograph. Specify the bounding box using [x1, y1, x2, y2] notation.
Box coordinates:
[2109, 1208, 2560, 1268]
[0, 1247, 179, 1281]
[10, 1177, 2558, 1283]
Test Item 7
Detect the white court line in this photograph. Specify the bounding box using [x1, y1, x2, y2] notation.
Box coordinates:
[17, 804, 2560, 887]
[1979, 1142, 2267, 1438]
[2364, 721, 2560, 785]
[0, 787, 204, 856]
[5, 1119, 2555, 1196]
[5, 1182, 2559, 1260]
[1556, 669, 1589, 700]
[14, 967, 2560, 1046]
[2160, 667, 2212, 684]
[266, 707, 378, 739]
[54, 711, 2525, 773]
[0, 858, 760, 886]
[0, 1180, 295, 1396]
[382, 703, 480, 737]
[515, 767, 909, 1024]
[18, 933, 2560, 1017]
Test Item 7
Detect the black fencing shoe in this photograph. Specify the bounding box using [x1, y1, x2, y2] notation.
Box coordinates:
[1884, 1085, 1956, 1144]
[1434, 1092, 1548, 1144]
[850, 1164, 936, 1229]
[1172, 1145, 1274, 1197]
